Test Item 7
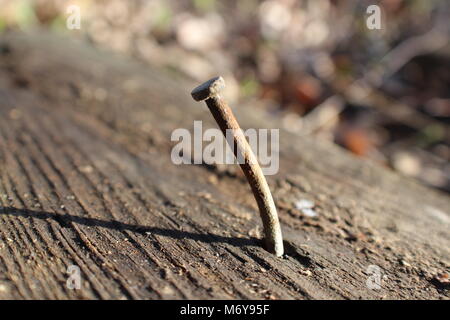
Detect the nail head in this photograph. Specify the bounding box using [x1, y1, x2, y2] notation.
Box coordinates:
[191, 76, 226, 101]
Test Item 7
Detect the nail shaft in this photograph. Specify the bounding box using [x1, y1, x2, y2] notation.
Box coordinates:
[191, 77, 284, 256]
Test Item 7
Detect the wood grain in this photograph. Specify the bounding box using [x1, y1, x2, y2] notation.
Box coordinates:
[0, 31, 448, 300]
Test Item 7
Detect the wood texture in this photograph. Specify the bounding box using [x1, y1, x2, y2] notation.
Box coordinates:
[0, 31, 448, 300]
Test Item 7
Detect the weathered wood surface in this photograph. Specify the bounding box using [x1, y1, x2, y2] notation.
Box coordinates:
[0, 31, 448, 300]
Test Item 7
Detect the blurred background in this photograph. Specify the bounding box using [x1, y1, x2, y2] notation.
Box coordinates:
[1, 0, 449, 193]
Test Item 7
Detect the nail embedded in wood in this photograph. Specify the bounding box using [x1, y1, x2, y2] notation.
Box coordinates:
[191, 76, 284, 257]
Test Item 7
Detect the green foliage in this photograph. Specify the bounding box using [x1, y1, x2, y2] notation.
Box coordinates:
[50, 15, 66, 32]
[240, 76, 260, 98]
[0, 18, 5, 33]
[154, 4, 173, 30]
[193, 0, 216, 13]
[14, 0, 38, 28]
[417, 124, 445, 147]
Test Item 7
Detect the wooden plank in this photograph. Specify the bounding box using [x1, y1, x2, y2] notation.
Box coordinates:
[0, 31, 448, 299]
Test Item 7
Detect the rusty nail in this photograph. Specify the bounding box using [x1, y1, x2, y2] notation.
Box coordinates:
[191, 76, 284, 257]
